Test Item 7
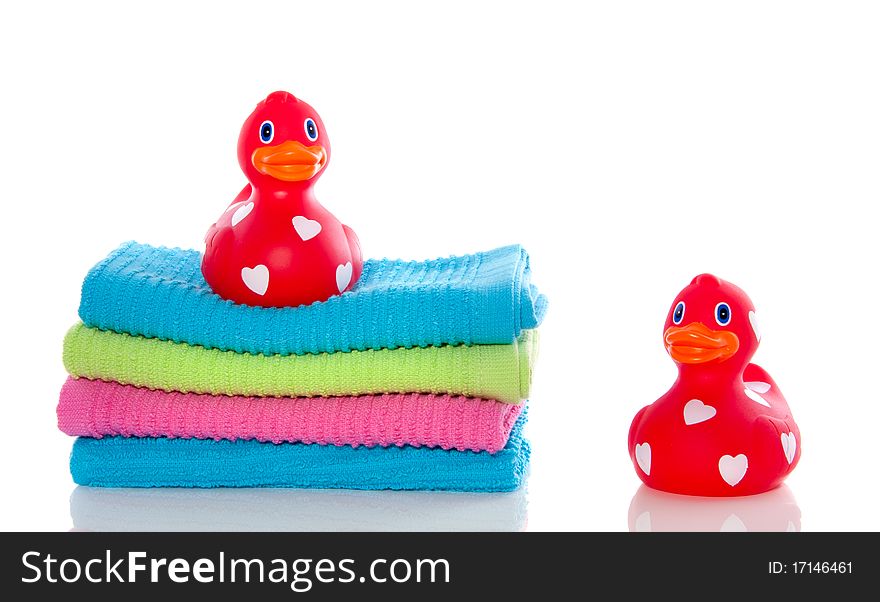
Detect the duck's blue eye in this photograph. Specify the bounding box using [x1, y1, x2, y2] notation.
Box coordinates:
[673, 301, 685, 325]
[304, 118, 318, 142]
[715, 302, 731, 326]
[259, 120, 274, 143]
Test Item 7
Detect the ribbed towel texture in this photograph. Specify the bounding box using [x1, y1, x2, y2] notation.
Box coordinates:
[63, 324, 536, 404]
[58, 377, 523, 453]
[79, 242, 548, 356]
[61, 241, 545, 493]
[69, 412, 530, 491]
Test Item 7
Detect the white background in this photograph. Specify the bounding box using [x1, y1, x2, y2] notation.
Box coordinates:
[1, 1, 878, 531]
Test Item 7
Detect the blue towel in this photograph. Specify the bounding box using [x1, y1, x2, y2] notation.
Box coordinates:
[79, 242, 547, 356]
[69, 413, 530, 492]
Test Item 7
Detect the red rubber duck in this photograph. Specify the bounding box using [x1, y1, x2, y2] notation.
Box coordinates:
[202, 91, 363, 307]
[628, 275, 800, 496]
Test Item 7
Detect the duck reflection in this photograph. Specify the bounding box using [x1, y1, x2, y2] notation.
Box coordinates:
[628, 484, 801, 532]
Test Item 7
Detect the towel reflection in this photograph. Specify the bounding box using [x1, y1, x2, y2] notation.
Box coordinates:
[70, 486, 528, 532]
[628, 484, 801, 532]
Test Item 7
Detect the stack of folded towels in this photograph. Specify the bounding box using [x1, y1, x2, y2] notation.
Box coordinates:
[58, 242, 546, 492]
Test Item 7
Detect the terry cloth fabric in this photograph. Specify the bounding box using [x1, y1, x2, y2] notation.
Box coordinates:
[69, 412, 530, 491]
[78, 242, 547, 356]
[63, 324, 537, 404]
[57, 377, 524, 453]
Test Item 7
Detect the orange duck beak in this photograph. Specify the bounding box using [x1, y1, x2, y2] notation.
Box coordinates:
[252, 140, 326, 182]
[665, 322, 739, 364]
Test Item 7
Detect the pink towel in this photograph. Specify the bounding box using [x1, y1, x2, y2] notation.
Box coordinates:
[58, 378, 522, 453]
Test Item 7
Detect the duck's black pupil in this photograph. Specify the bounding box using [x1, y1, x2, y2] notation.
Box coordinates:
[307, 121, 316, 137]
[674, 305, 683, 321]
[261, 125, 271, 140]
[719, 306, 729, 322]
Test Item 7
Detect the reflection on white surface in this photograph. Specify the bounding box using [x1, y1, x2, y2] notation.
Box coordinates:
[628, 484, 801, 532]
[70, 486, 528, 532]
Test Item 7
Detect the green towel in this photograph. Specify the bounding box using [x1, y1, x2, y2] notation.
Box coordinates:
[63, 324, 537, 404]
